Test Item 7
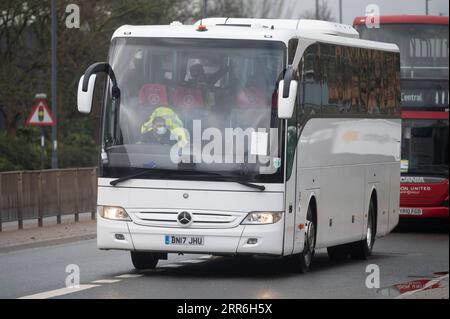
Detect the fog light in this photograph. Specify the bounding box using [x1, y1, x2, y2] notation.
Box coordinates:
[247, 238, 258, 245]
[115, 234, 125, 240]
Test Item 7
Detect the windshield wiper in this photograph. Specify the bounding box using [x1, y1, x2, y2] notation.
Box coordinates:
[110, 169, 265, 191]
[110, 168, 210, 186]
[110, 169, 159, 186]
[231, 179, 266, 191]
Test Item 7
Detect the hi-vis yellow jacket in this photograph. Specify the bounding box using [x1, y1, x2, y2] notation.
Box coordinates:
[141, 107, 188, 147]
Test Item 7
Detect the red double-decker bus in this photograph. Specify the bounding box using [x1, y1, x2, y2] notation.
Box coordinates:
[354, 15, 449, 220]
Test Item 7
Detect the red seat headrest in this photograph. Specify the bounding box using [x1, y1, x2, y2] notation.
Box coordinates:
[139, 84, 169, 107]
[235, 88, 269, 108]
[173, 86, 205, 108]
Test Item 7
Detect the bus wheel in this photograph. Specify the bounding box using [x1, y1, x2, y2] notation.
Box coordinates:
[131, 251, 159, 270]
[293, 206, 316, 273]
[350, 200, 376, 260]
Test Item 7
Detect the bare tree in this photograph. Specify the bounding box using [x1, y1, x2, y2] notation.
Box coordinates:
[182, 0, 311, 21]
[0, 0, 191, 138]
[195, 0, 336, 21]
[207, 0, 247, 18]
[300, 1, 335, 22]
[0, 0, 50, 137]
[242, 0, 297, 19]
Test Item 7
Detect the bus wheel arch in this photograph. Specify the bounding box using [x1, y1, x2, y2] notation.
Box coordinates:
[290, 195, 318, 273]
[308, 196, 318, 244]
[350, 189, 378, 260]
[370, 189, 378, 238]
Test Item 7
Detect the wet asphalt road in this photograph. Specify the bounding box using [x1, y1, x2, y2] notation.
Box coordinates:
[0, 221, 448, 299]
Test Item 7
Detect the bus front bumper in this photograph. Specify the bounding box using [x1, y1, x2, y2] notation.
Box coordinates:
[97, 216, 285, 256]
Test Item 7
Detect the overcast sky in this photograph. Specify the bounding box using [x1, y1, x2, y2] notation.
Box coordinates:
[255, 0, 449, 23]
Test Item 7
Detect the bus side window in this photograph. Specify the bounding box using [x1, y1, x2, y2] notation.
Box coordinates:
[301, 44, 322, 117]
[321, 43, 342, 114]
[350, 47, 361, 114]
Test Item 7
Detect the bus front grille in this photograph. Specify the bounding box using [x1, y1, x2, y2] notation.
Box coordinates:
[132, 210, 244, 229]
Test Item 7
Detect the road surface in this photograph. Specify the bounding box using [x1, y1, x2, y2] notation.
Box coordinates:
[0, 222, 448, 299]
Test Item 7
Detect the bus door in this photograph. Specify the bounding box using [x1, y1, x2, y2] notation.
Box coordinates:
[283, 119, 299, 256]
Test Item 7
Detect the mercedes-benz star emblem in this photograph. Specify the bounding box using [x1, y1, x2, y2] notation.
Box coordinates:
[177, 211, 192, 226]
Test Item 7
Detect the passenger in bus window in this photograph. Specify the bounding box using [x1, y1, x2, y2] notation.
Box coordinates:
[184, 62, 232, 111]
[189, 62, 231, 87]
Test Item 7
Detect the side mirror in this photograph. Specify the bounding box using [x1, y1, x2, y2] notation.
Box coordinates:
[277, 79, 298, 119]
[77, 74, 97, 114]
[77, 62, 120, 114]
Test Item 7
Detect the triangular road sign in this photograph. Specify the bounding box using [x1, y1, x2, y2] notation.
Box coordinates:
[26, 99, 55, 126]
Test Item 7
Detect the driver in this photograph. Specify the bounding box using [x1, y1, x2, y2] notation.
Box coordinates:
[141, 107, 188, 147]
[141, 116, 172, 145]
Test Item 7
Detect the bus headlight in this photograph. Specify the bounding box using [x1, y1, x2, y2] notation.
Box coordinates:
[242, 212, 283, 225]
[98, 206, 131, 221]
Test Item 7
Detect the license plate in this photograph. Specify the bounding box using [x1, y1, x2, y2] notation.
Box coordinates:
[400, 208, 423, 216]
[165, 235, 204, 246]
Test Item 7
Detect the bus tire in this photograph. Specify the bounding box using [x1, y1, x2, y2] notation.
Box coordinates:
[292, 205, 316, 273]
[350, 200, 376, 260]
[131, 251, 159, 270]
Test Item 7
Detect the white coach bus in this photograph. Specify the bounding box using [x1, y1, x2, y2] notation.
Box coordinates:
[77, 18, 401, 272]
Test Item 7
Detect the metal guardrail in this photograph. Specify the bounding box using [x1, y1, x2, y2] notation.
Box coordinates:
[0, 168, 97, 231]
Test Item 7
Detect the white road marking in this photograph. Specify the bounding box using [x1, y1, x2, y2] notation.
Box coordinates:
[180, 259, 207, 264]
[17, 255, 213, 299]
[198, 255, 213, 260]
[91, 279, 121, 284]
[115, 274, 144, 279]
[159, 264, 183, 268]
[18, 284, 99, 299]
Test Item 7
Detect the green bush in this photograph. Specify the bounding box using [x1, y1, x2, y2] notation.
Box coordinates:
[0, 129, 42, 172]
[59, 143, 99, 168]
[0, 121, 99, 172]
[58, 118, 99, 168]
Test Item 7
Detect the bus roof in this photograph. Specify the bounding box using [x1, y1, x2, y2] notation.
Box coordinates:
[112, 18, 399, 53]
[112, 24, 298, 43]
[353, 15, 449, 26]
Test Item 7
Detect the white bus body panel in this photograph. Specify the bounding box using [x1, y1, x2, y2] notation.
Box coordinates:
[291, 118, 401, 252]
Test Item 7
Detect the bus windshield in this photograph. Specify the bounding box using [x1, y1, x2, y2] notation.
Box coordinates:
[101, 38, 286, 183]
[357, 24, 449, 80]
[401, 119, 449, 176]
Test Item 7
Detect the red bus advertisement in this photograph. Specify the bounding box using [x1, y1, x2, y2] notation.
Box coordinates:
[354, 16, 449, 219]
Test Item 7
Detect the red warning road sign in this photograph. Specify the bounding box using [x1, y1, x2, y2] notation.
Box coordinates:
[26, 99, 55, 127]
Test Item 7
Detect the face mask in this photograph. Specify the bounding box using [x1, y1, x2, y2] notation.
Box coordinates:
[156, 127, 168, 135]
